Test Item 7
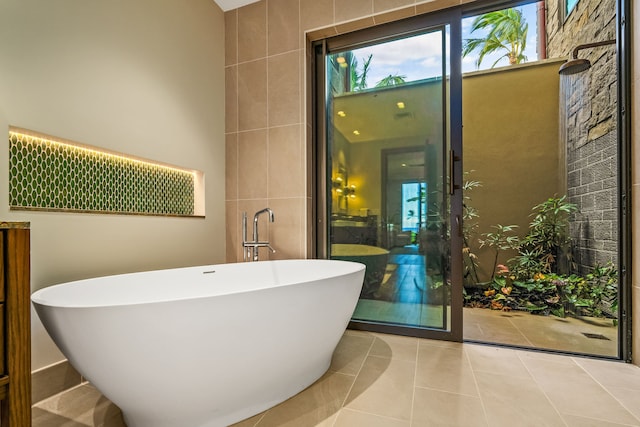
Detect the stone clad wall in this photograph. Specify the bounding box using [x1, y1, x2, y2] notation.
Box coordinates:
[567, 132, 618, 272]
[546, 0, 618, 273]
[547, 0, 617, 140]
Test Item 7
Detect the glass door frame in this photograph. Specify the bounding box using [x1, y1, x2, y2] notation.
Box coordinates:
[312, 9, 464, 342]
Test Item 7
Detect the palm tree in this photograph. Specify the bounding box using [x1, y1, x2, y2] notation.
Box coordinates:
[328, 52, 372, 94]
[463, 8, 528, 69]
[375, 73, 407, 87]
[330, 53, 407, 93]
[347, 53, 373, 92]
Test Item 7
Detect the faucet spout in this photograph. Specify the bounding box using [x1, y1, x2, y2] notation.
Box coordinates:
[253, 208, 275, 242]
[242, 208, 275, 261]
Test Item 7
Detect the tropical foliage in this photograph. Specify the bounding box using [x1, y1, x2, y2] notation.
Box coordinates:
[375, 74, 408, 87]
[511, 195, 578, 278]
[478, 224, 519, 279]
[461, 183, 617, 322]
[347, 53, 373, 92]
[465, 263, 618, 321]
[463, 8, 529, 69]
[330, 52, 406, 94]
[462, 173, 481, 285]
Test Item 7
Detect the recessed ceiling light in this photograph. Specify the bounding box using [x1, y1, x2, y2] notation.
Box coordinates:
[337, 111, 346, 117]
[353, 130, 360, 136]
[397, 101, 405, 109]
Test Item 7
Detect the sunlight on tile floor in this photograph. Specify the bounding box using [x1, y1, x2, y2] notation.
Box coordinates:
[464, 307, 618, 357]
[352, 246, 618, 357]
[32, 330, 640, 427]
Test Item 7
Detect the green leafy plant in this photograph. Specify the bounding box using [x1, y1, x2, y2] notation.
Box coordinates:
[510, 248, 546, 279]
[465, 264, 618, 323]
[463, 194, 618, 323]
[512, 195, 577, 278]
[562, 262, 618, 319]
[462, 173, 482, 285]
[478, 224, 519, 279]
[375, 74, 407, 87]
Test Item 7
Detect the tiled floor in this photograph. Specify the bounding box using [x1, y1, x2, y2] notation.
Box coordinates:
[352, 248, 448, 329]
[464, 305, 617, 357]
[33, 330, 640, 427]
[352, 246, 618, 357]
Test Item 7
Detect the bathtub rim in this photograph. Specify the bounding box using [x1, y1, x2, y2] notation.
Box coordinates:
[31, 259, 365, 309]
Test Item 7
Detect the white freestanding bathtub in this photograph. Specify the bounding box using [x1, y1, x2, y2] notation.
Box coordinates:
[31, 259, 365, 427]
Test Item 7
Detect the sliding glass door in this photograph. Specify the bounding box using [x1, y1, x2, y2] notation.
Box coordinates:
[314, 11, 463, 340]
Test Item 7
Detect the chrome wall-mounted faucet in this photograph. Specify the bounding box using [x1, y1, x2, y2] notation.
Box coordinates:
[242, 208, 276, 261]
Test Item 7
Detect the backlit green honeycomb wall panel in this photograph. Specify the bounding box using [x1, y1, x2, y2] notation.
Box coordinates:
[9, 130, 195, 216]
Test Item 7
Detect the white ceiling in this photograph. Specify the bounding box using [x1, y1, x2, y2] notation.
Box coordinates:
[213, 0, 259, 11]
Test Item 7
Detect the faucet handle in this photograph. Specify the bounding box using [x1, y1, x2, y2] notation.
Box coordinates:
[267, 244, 276, 254]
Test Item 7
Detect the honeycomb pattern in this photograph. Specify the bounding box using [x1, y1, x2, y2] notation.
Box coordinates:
[9, 131, 195, 216]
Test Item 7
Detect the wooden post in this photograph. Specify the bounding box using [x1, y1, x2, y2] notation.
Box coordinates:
[0, 223, 31, 427]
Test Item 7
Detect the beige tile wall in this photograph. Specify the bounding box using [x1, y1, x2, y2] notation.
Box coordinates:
[225, 0, 638, 365]
[224, 0, 465, 263]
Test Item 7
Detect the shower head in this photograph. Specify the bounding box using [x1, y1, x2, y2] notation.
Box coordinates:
[558, 39, 616, 75]
[558, 58, 592, 75]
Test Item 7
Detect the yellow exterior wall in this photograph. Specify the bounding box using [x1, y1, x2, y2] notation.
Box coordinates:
[463, 60, 564, 281]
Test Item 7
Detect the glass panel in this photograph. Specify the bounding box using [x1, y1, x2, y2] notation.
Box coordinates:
[326, 27, 452, 331]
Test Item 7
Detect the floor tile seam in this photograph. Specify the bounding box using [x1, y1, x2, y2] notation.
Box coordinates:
[468, 366, 533, 381]
[250, 410, 268, 426]
[505, 316, 536, 347]
[337, 335, 377, 410]
[330, 371, 359, 381]
[409, 338, 420, 426]
[412, 383, 482, 399]
[558, 409, 640, 427]
[32, 403, 96, 425]
[361, 351, 420, 371]
[327, 360, 360, 375]
[31, 383, 92, 409]
[462, 346, 492, 426]
[515, 352, 571, 427]
[32, 407, 92, 427]
[339, 407, 409, 424]
[572, 355, 640, 381]
[570, 358, 640, 424]
[367, 352, 416, 364]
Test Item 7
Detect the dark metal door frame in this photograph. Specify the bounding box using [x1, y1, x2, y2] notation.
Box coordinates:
[312, 8, 464, 342]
